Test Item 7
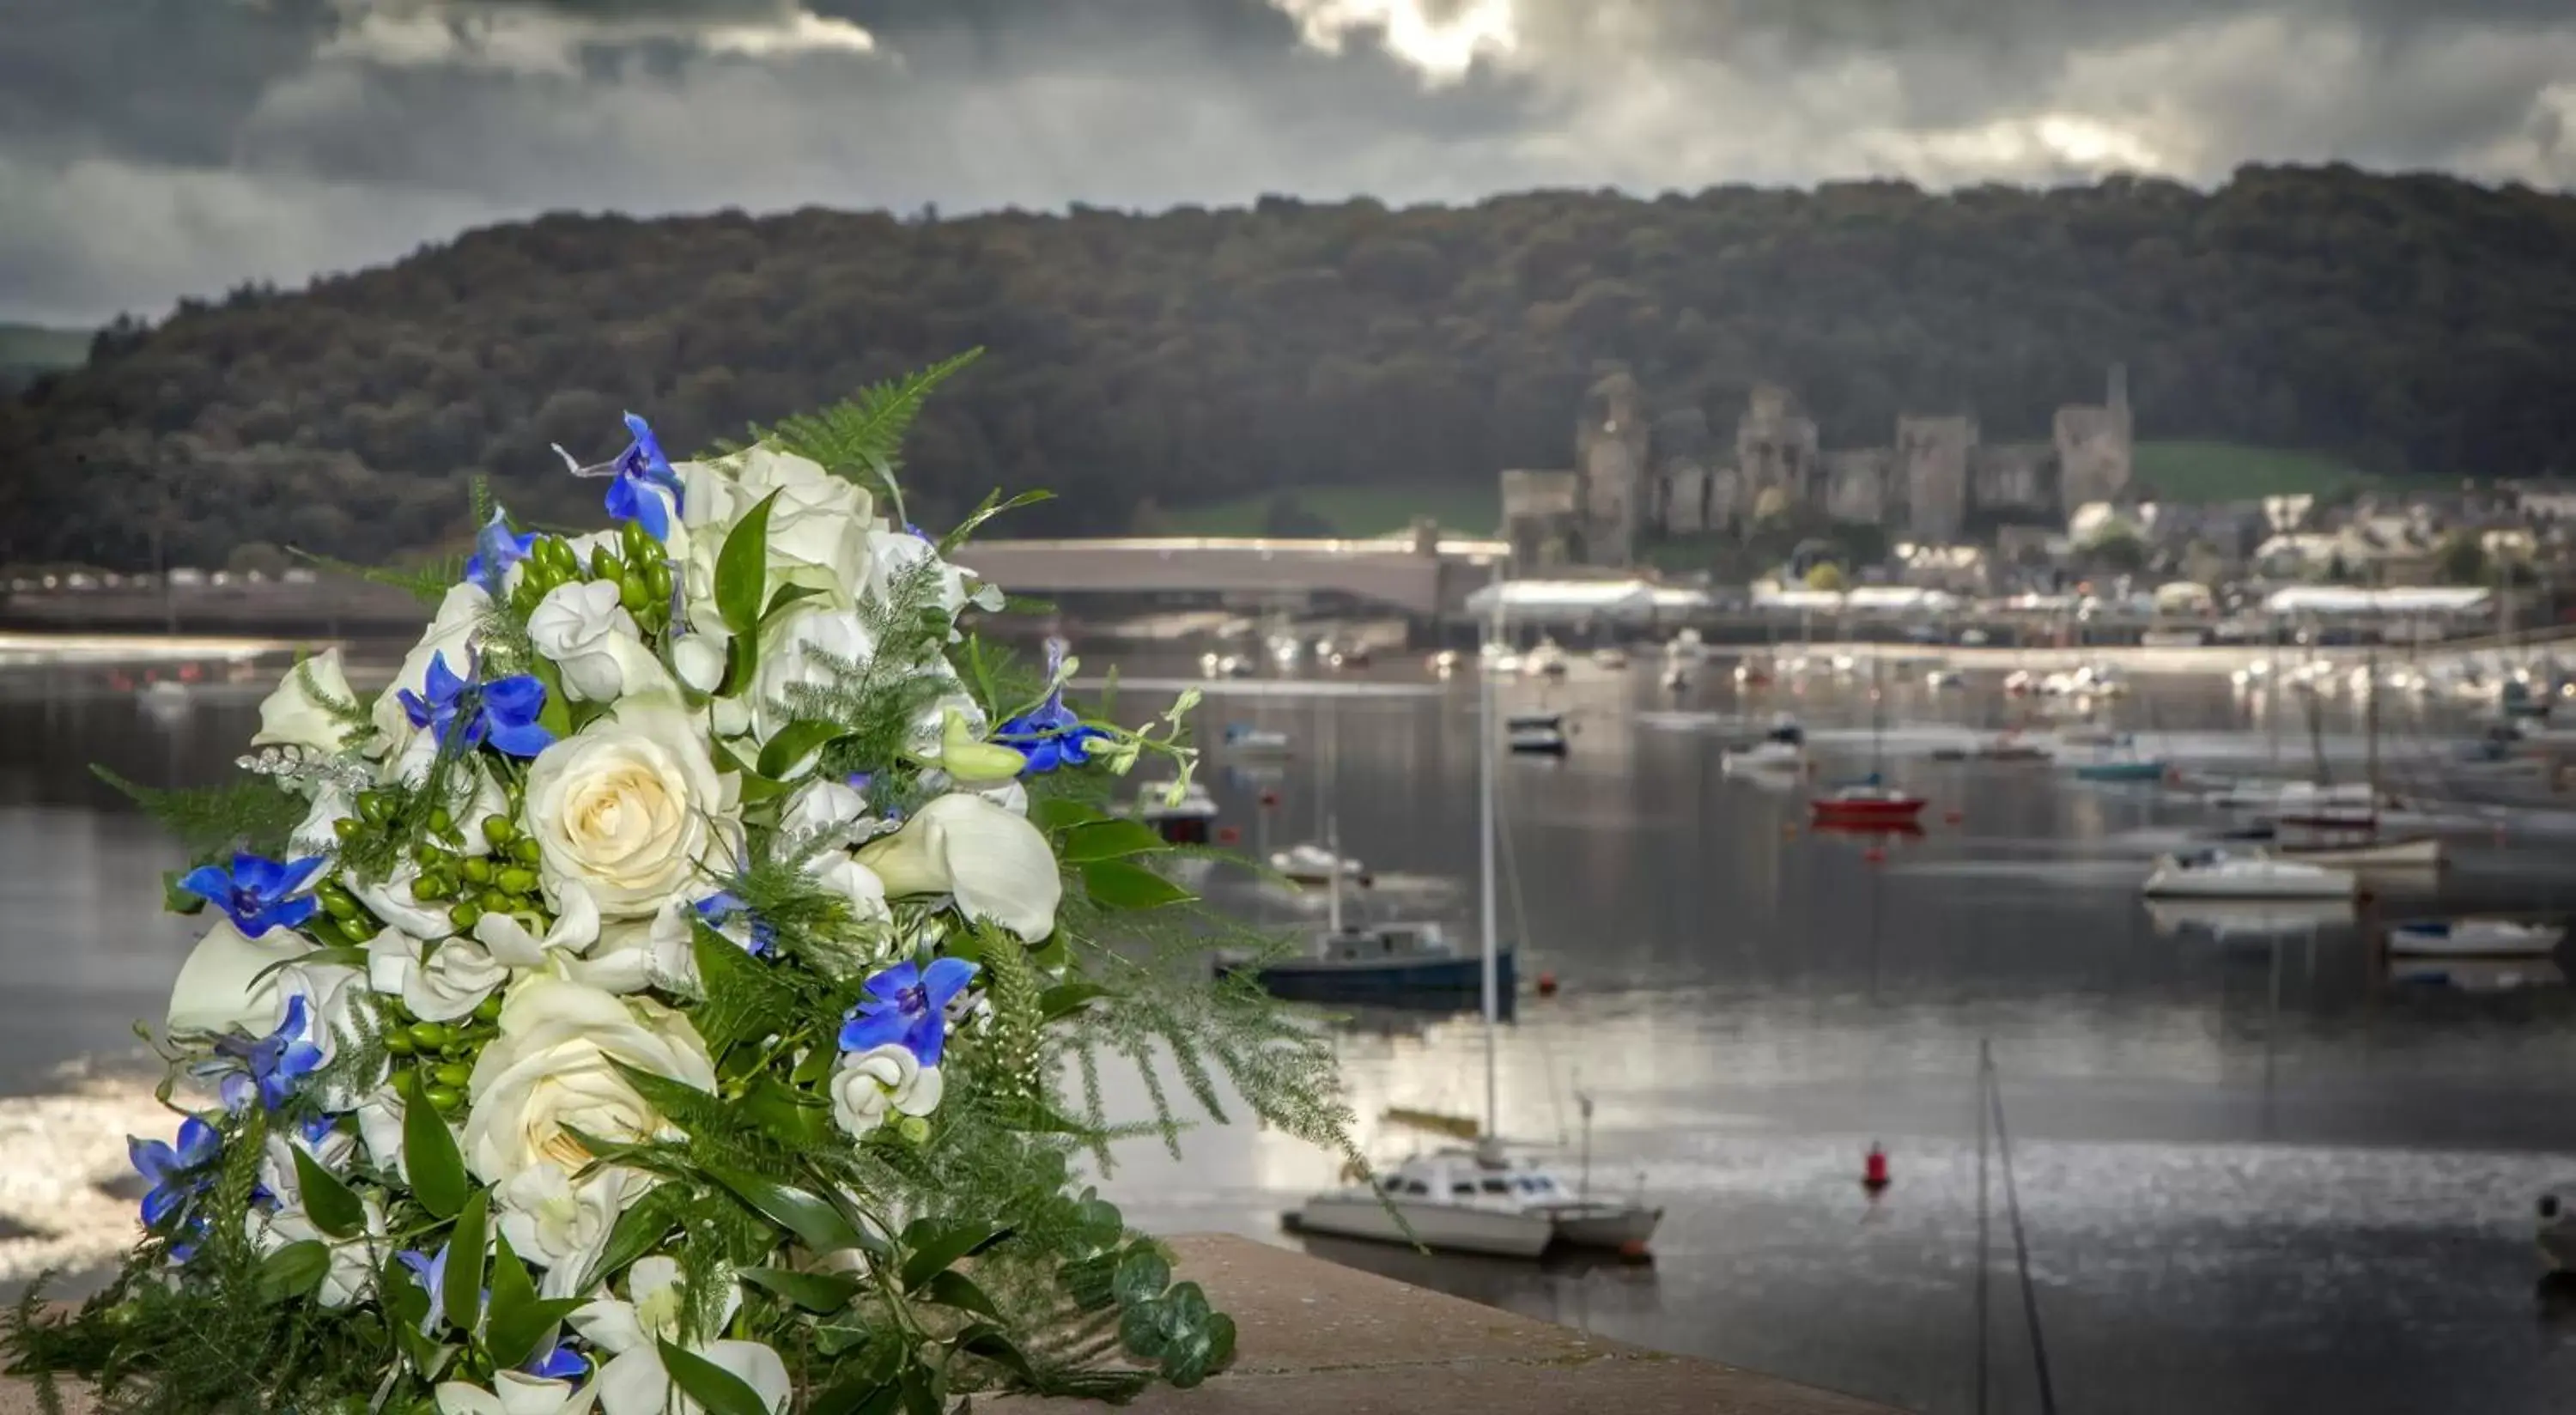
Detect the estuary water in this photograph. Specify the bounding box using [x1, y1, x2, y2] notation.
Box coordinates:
[7, 643, 2576, 1415]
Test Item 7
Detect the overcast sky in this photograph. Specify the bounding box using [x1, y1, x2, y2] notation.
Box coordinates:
[3, 0, 2572, 325]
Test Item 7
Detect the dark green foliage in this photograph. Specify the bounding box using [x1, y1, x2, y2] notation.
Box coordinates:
[13, 167, 2576, 572]
[90, 765, 307, 863]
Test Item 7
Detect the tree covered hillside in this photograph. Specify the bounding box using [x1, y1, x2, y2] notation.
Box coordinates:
[5, 164, 2573, 569]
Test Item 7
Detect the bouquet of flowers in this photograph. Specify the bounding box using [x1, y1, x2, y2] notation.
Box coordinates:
[9, 360, 1354, 1414]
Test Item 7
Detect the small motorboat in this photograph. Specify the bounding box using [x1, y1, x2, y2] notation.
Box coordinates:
[2074, 757, 2169, 783]
[1287, 1139, 1655, 1259]
[2385, 917, 2566, 958]
[1721, 715, 1807, 775]
[1925, 668, 1965, 689]
[1224, 723, 1292, 755]
[1590, 646, 1631, 671]
[1270, 841, 1370, 887]
[1808, 774, 1926, 827]
[2004, 670, 2036, 696]
[1975, 732, 2052, 762]
[1133, 780, 1218, 845]
[1506, 711, 1570, 756]
[2388, 958, 2565, 993]
[2141, 848, 2356, 900]
[1523, 640, 1571, 678]
[1427, 649, 1463, 677]
[2057, 725, 2126, 750]
[1667, 629, 1709, 665]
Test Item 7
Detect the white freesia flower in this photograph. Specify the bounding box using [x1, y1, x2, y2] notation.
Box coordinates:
[370, 583, 489, 746]
[829, 1043, 945, 1139]
[167, 920, 308, 1035]
[498, 1161, 647, 1300]
[246, 1185, 386, 1310]
[349, 865, 458, 943]
[529, 580, 671, 703]
[573, 1258, 789, 1415]
[854, 792, 1062, 940]
[750, 605, 875, 747]
[252, 648, 359, 755]
[522, 702, 737, 919]
[365, 929, 507, 1023]
[472, 881, 601, 969]
[435, 1373, 598, 1415]
[464, 975, 716, 1186]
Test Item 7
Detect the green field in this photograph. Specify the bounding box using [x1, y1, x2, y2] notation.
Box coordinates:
[2132, 440, 2369, 502]
[1152, 483, 1502, 537]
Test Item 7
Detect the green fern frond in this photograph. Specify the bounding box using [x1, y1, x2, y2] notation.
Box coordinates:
[286, 546, 464, 606]
[753, 348, 984, 514]
[92, 765, 308, 862]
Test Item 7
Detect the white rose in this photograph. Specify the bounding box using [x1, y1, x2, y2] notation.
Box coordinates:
[677, 446, 872, 617]
[749, 605, 875, 747]
[854, 792, 1063, 941]
[167, 920, 307, 1035]
[355, 1083, 414, 1179]
[370, 583, 489, 746]
[366, 929, 507, 1023]
[829, 1044, 945, 1139]
[252, 647, 359, 755]
[522, 702, 737, 918]
[464, 975, 715, 1186]
[497, 1160, 647, 1300]
[528, 580, 672, 703]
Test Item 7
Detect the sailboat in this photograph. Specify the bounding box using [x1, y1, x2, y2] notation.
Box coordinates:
[2262, 652, 2444, 870]
[1287, 602, 1659, 1258]
[1810, 659, 1926, 826]
[1222, 819, 1501, 1002]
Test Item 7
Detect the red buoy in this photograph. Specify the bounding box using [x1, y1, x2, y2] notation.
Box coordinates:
[1942, 809, 1965, 825]
[1862, 1142, 1891, 1195]
[1862, 847, 1887, 865]
[1215, 826, 1241, 846]
[1535, 971, 1558, 998]
[1258, 790, 1279, 810]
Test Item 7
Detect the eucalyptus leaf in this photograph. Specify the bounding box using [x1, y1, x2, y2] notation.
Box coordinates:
[254, 1239, 330, 1306]
[1112, 1246, 1172, 1308]
[398, 1071, 468, 1220]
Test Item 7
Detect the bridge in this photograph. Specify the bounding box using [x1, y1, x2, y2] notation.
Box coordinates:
[948, 535, 1510, 618]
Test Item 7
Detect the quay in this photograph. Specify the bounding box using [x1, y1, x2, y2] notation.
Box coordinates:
[0, 1235, 1898, 1415]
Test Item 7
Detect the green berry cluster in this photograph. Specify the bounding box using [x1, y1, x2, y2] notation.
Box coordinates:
[508, 520, 676, 633]
[406, 815, 546, 933]
[304, 878, 383, 950]
[379, 991, 505, 1114]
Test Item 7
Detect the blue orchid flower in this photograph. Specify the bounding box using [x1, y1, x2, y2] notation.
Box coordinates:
[167, 1212, 212, 1265]
[525, 1341, 587, 1382]
[838, 956, 979, 1066]
[996, 639, 1110, 773]
[178, 853, 325, 938]
[398, 652, 554, 758]
[693, 891, 775, 957]
[203, 995, 325, 1113]
[129, 1116, 222, 1231]
[465, 510, 537, 597]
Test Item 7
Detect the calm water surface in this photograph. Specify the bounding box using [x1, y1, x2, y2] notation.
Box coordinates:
[8, 646, 2576, 1415]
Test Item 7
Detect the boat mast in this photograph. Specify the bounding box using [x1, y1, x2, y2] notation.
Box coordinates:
[1326, 814, 1344, 936]
[1479, 593, 1501, 1142]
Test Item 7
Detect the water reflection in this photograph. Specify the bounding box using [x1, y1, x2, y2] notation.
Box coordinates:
[8, 647, 2576, 1413]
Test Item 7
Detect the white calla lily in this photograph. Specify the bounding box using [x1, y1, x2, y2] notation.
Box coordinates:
[852, 792, 1061, 940]
[473, 882, 601, 969]
[434, 1372, 598, 1415]
[572, 1258, 789, 1415]
[167, 920, 308, 1035]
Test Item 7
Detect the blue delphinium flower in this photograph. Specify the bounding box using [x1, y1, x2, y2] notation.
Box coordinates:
[202, 995, 325, 1113]
[995, 639, 1110, 773]
[551, 413, 683, 541]
[694, 891, 775, 956]
[465, 510, 537, 597]
[525, 1341, 587, 1382]
[129, 1116, 222, 1231]
[398, 651, 554, 758]
[396, 1244, 487, 1334]
[178, 853, 325, 937]
[838, 957, 979, 1066]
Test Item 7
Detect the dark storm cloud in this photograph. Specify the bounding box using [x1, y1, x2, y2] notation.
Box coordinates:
[1, 0, 2572, 324]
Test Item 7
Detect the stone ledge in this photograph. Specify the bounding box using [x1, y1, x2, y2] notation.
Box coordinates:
[3, 1235, 1899, 1415]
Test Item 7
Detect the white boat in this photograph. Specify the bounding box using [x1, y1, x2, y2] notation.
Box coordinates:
[1223, 723, 1292, 754]
[1504, 711, 1568, 756]
[1270, 841, 1368, 886]
[1426, 649, 1462, 677]
[1522, 640, 1570, 678]
[2004, 670, 2036, 696]
[2265, 835, 2445, 869]
[1925, 668, 1964, 689]
[1589, 646, 1631, 671]
[1660, 663, 1691, 691]
[2145, 898, 2356, 939]
[2385, 918, 2566, 958]
[1720, 715, 1807, 775]
[2389, 958, 2565, 993]
[1291, 1144, 1657, 1258]
[2141, 848, 2357, 900]
[1664, 629, 1708, 665]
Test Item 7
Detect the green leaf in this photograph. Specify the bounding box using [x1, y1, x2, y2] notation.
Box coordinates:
[720, 630, 760, 700]
[444, 1187, 490, 1334]
[1164, 1311, 1235, 1388]
[808, 1378, 899, 1415]
[254, 1240, 330, 1305]
[485, 1233, 586, 1370]
[1060, 818, 1167, 863]
[1082, 859, 1194, 911]
[1120, 1297, 1169, 1360]
[380, 1253, 446, 1376]
[922, 1269, 1001, 1322]
[399, 1071, 468, 1219]
[764, 582, 825, 620]
[898, 1366, 942, 1415]
[161, 871, 207, 914]
[1030, 797, 1108, 833]
[715, 489, 781, 637]
[586, 1183, 686, 1290]
[659, 1339, 777, 1415]
[741, 1074, 833, 1149]
[289, 1145, 367, 1241]
[899, 1218, 1010, 1293]
[525, 654, 575, 743]
[706, 1163, 880, 1259]
[737, 1266, 862, 1314]
[938, 488, 1052, 556]
[1113, 1245, 1172, 1307]
[952, 1323, 1038, 1383]
[1069, 1191, 1125, 1251]
[757, 720, 846, 781]
[1037, 981, 1109, 1021]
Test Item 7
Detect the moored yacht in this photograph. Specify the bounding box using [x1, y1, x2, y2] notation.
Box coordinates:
[1289, 1140, 1659, 1258]
[1721, 714, 1807, 774]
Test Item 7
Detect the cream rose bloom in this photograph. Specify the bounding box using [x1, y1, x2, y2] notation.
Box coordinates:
[252, 647, 359, 755]
[527, 580, 672, 703]
[829, 1043, 944, 1139]
[522, 702, 736, 919]
[677, 446, 872, 616]
[464, 975, 716, 1186]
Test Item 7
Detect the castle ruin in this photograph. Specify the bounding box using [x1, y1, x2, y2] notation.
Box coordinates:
[1501, 367, 2131, 567]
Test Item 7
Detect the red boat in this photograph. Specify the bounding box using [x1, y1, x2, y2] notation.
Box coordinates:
[1808, 778, 1927, 827]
